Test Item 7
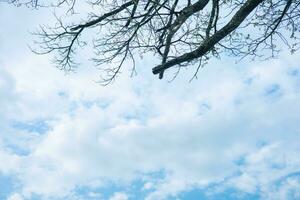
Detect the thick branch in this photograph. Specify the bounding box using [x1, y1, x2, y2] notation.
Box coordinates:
[152, 0, 264, 75]
[158, 0, 210, 78]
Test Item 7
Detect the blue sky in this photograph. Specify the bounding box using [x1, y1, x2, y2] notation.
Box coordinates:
[1, 2, 300, 200]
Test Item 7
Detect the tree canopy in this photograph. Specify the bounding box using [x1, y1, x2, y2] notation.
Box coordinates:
[4, 0, 300, 84]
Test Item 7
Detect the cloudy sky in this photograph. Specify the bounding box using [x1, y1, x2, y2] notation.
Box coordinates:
[1, 2, 300, 200]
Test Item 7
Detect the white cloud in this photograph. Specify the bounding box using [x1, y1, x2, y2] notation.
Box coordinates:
[270, 177, 300, 200]
[1, 4, 300, 200]
[109, 192, 128, 200]
[143, 182, 154, 191]
[6, 193, 23, 200]
[1, 52, 300, 199]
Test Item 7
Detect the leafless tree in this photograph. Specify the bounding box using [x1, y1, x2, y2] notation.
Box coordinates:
[6, 0, 300, 84]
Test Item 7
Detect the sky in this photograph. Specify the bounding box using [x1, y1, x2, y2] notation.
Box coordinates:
[1, 2, 300, 200]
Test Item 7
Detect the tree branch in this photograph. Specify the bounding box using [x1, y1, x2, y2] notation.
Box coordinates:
[152, 0, 264, 75]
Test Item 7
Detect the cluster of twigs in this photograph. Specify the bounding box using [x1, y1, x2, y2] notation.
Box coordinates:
[6, 0, 300, 84]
